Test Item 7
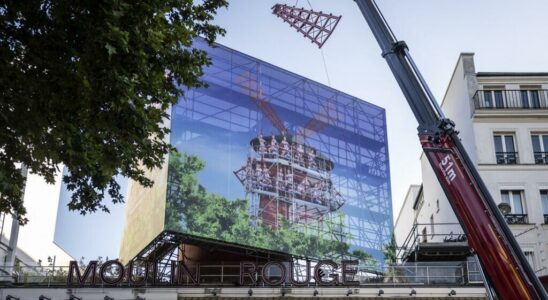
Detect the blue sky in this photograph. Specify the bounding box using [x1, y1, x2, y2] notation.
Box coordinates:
[54, 0, 548, 260]
[54, 172, 127, 261]
[211, 0, 548, 218]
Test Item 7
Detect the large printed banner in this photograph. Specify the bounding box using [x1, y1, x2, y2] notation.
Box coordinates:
[165, 39, 392, 266]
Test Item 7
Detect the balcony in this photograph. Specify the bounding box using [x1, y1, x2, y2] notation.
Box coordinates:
[504, 214, 529, 224]
[534, 152, 548, 164]
[398, 223, 469, 263]
[474, 90, 548, 109]
[496, 151, 519, 164]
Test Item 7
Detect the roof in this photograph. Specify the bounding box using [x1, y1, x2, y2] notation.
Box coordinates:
[412, 184, 424, 210]
[477, 72, 548, 77]
[394, 184, 422, 227]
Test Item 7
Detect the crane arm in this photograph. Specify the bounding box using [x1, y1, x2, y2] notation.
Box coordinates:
[354, 1, 548, 299]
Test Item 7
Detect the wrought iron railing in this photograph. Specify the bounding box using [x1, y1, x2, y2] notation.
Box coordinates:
[534, 152, 548, 164]
[397, 223, 466, 263]
[474, 90, 548, 109]
[375, 261, 481, 286]
[496, 152, 519, 165]
[504, 214, 529, 225]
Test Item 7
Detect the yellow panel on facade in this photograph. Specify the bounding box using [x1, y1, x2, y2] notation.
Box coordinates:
[119, 158, 168, 264]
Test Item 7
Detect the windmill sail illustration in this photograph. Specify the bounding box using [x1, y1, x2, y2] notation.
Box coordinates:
[233, 71, 345, 229]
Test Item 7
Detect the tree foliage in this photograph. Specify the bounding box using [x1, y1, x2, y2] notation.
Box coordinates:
[166, 151, 379, 267]
[382, 232, 397, 264]
[0, 0, 228, 223]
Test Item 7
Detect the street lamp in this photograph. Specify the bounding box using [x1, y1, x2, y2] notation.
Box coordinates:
[497, 202, 511, 215]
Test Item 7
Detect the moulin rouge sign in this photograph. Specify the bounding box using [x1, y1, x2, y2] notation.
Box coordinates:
[67, 259, 360, 287]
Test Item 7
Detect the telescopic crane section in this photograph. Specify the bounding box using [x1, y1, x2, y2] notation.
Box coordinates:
[354, 0, 548, 299]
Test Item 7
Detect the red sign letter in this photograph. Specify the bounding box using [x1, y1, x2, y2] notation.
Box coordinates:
[261, 261, 286, 286]
[100, 260, 125, 285]
[240, 261, 257, 285]
[341, 260, 359, 285]
[68, 260, 97, 285]
[314, 260, 339, 286]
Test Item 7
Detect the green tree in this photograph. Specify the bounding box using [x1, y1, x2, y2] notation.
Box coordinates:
[165, 151, 380, 265]
[351, 249, 378, 270]
[0, 0, 228, 223]
[382, 233, 397, 264]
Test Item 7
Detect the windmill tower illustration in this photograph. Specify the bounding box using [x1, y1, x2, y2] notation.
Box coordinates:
[233, 71, 345, 229]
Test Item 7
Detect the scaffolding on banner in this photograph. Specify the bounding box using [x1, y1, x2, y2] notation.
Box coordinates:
[234, 134, 345, 230]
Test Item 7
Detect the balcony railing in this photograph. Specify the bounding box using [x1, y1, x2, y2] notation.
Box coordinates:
[504, 214, 529, 224]
[534, 152, 548, 164]
[397, 223, 465, 263]
[496, 152, 519, 164]
[474, 90, 548, 109]
[544, 214, 548, 224]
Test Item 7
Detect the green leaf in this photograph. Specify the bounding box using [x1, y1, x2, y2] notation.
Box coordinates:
[105, 43, 117, 57]
[0, 0, 228, 223]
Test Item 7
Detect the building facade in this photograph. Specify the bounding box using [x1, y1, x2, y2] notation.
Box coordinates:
[395, 53, 548, 279]
[0, 171, 73, 277]
[0, 48, 490, 299]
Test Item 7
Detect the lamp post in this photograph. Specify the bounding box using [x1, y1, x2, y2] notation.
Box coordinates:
[5, 164, 28, 281]
[497, 202, 511, 216]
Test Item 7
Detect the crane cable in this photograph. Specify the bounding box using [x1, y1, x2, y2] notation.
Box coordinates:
[294, 0, 332, 86]
[319, 47, 332, 86]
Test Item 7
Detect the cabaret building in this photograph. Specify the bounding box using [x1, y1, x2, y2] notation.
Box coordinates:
[0, 40, 486, 300]
[0, 40, 489, 299]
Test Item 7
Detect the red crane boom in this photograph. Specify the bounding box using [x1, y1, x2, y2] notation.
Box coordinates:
[355, 1, 548, 299]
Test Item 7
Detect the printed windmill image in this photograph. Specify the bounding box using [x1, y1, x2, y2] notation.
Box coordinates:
[233, 71, 345, 229]
[272, 4, 341, 48]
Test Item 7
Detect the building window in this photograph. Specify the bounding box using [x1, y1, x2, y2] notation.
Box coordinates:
[520, 88, 541, 108]
[483, 90, 504, 108]
[531, 133, 548, 164]
[524, 251, 536, 271]
[421, 227, 427, 243]
[466, 256, 483, 283]
[541, 190, 548, 224]
[494, 133, 518, 164]
[414, 193, 424, 218]
[430, 214, 434, 237]
[501, 190, 528, 224]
